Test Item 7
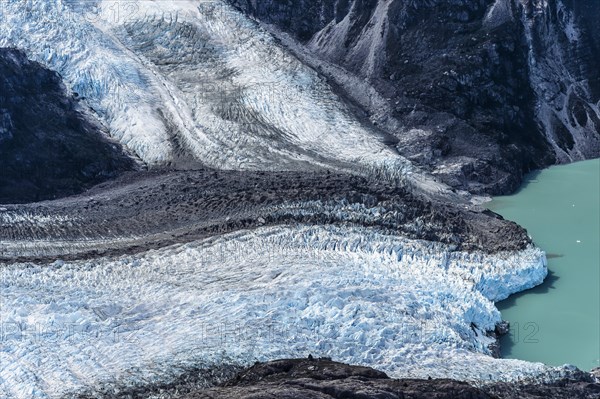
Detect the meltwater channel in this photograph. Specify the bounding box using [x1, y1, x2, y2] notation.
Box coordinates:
[488, 159, 600, 371]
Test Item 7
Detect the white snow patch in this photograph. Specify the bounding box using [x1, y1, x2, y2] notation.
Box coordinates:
[484, 0, 514, 29]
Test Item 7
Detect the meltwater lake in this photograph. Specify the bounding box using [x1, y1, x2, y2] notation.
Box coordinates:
[488, 158, 600, 371]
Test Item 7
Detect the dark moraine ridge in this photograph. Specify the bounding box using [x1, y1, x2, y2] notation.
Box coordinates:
[0, 48, 135, 204]
[74, 358, 600, 399]
[0, 168, 529, 263]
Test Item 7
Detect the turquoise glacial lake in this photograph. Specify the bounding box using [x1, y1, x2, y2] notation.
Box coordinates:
[488, 158, 599, 371]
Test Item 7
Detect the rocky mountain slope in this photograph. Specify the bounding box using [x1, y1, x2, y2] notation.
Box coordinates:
[0, 48, 135, 204]
[229, 0, 600, 193]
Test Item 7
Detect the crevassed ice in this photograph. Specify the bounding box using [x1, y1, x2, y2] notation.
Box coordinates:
[0, 225, 554, 398]
[0, 0, 177, 164]
[0, 0, 411, 178]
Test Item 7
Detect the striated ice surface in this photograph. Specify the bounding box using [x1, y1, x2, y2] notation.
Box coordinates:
[0, 224, 560, 398]
[0, 0, 412, 179]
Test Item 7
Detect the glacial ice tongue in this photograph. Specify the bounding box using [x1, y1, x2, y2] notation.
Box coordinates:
[0, 0, 412, 179]
[0, 225, 554, 398]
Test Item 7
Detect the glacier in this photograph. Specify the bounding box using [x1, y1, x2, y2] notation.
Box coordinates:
[0, 0, 415, 179]
[0, 224, 557, 398]
[0, 0, 583, 397]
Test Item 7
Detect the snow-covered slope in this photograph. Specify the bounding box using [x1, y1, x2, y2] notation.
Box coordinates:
[0, 0, 411, 177]
[0, 225, 557, 398]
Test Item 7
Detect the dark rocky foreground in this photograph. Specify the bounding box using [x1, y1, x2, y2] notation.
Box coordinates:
[74, 358, 600, 399]
[229, 0, 600, 194]
[0, 48, 135, 204]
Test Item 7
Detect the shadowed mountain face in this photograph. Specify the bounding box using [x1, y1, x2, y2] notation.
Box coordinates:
[230, 0, 600, 194]
[0, 48, 135, 204]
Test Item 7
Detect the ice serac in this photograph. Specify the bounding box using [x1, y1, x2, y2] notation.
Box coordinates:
[0, 225, 554, 398]
[0, 0, 191, 164]
[0, 48, 134, 204]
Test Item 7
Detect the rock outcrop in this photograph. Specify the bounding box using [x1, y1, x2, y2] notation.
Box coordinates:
[0, 48, 135, 204]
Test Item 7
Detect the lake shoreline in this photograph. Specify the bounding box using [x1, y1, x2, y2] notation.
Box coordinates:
[489, 159, 600, 370]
